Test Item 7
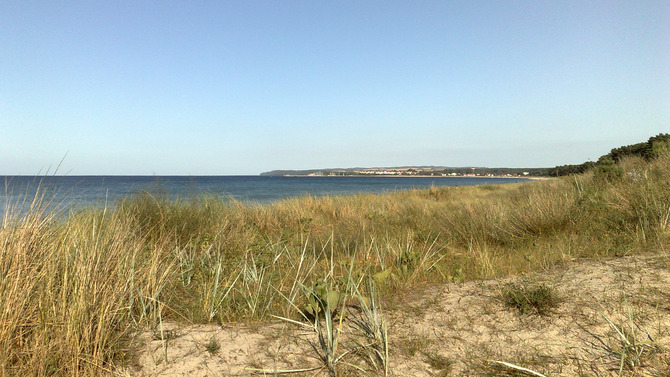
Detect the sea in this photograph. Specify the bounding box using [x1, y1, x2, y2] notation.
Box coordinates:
[1, 175, 530, 215]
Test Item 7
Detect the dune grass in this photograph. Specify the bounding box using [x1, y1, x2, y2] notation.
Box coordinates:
[1, 152, 669, 375]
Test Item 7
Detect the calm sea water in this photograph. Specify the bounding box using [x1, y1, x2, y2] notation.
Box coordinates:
[1, 175, 529, 214]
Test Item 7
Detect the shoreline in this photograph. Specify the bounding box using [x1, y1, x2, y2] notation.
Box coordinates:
[282, 174, 544, 180]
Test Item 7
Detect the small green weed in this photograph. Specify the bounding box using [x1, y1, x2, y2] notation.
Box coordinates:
[205, 336, 220, 354]
[502, 282, 558, 315]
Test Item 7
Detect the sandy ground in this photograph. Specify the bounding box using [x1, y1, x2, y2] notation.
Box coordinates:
[122, 252, 670, 376]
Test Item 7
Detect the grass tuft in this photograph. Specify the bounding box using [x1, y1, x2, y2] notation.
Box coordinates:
[502, 282, 558, 316]
[204, 336, 220, 355]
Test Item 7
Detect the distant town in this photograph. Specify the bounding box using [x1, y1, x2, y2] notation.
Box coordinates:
[261, 166, 546, 177]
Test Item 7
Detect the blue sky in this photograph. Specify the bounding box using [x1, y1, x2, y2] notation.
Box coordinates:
[1, 1, 668, 175]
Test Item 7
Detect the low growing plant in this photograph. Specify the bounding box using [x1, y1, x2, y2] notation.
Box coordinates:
[502, 282, 558, 316]
[205, 336, 220, 355]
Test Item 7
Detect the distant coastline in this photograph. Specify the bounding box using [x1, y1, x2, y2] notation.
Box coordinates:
[262, 166, 546, 178]
[281, 173, 538, 179]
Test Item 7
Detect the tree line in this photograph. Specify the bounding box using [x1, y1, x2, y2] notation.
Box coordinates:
[536, 133, 669, 177]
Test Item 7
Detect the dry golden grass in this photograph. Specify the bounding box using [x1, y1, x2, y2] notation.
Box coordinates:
[1, 152, 669, 375]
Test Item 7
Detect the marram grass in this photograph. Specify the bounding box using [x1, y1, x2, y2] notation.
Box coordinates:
[1, 152, 669, 376]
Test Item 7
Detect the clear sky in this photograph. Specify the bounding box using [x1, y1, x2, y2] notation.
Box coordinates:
[1, 1, 668, 175]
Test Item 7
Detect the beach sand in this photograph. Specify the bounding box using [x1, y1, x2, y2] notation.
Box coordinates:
[124, 252, 669, 376]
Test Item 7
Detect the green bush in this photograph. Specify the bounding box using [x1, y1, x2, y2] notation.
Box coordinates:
[594, 158, 624, 182]
[503, 282, 558, 315]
